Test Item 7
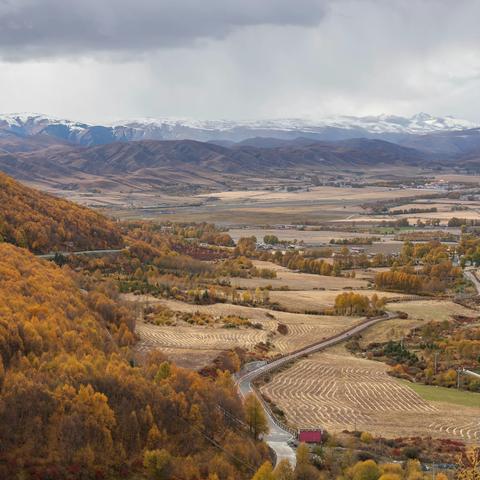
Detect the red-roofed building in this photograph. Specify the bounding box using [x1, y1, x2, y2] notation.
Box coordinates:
[298, 430, 322, 443]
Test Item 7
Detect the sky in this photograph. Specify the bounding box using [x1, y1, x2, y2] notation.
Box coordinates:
[0, 0, 479, 123]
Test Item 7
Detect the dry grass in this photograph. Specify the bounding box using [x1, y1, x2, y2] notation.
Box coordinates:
[358, 318, 425, 347]
[269, 289, 404, 313]
[260, 345, 480, 442]
[226, 260, 368, 291]
[386, 300, 478, 322]
[198, 186, 424, 203]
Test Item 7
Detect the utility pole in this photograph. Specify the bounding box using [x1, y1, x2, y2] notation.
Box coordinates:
[457, 368, 462, 389]
[434, 352, 439, 375]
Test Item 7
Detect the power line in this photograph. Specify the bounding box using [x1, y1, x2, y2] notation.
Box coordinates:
[172, 408, 259, 474]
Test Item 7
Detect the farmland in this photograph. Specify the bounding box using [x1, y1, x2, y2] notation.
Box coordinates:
[114, 182, 438, 226]
[226, 260, 368, 290]
[114, 177, 480, 445]
[133, 296, 360, 366]
[260, 345, 480, 442]
[269, 289, 405, 313]
[386, 300, 478, 322]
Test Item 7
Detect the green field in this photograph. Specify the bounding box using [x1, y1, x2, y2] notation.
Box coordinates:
[397, 379, 480, 408]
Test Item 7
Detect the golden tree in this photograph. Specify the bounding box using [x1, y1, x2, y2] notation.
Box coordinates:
[457, 447, 480, 480]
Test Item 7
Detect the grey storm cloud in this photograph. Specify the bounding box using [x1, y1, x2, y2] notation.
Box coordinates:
[0, 0, 480, 122]
[0, 0, 327, 60]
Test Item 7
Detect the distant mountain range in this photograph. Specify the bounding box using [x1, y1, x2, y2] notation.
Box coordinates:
[1, 112, 480, 195]
[1, 112, 479, 146]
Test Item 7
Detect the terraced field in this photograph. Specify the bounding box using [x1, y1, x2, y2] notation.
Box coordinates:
[260, 347, 480, 442]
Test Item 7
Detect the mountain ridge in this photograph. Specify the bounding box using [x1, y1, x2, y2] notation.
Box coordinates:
[0, 137, 429, 183]
[1, 112, 478, 147]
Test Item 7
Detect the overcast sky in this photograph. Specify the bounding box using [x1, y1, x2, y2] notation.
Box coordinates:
[0, 0, 479, 123]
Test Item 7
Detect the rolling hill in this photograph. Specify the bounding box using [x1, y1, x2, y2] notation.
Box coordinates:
[2, 125, 480, 198]
[400, 127, 480, 156]
[0, 136, 429, 189]
[0, 171, 124, 253]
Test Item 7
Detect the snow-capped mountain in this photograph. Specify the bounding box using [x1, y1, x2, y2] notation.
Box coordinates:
[0, 112, 478, 146]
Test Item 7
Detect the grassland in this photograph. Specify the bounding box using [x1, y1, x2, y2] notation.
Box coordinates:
[396, 379, 480, 409]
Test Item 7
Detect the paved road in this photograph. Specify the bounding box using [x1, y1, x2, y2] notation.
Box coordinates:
[237, 312, 398, 468]
[463, 369, 480, 379]
[37, 248, 126, 259]
[464, 268, 480, 295]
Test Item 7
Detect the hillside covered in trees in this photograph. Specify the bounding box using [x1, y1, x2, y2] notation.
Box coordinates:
[0, 172, 123, 253]
[0, 244, 269, 479]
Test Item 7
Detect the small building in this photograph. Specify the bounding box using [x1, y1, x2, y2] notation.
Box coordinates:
[298, 429, 322, 444]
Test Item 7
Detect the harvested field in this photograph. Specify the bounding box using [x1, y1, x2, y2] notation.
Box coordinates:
[260, 346, 480, 442]
[346, 209, 480, 225]
[228, 228, 390, 245]
[434, 173, 480, 184]
[386, 300, 478, 322]
[269, 289, 405, 313]
[357, 318, 425, 347]
[347, 267, 391, 281]
[200, 186, 424, 203]
[136, 322, 268, 351]
[226, 260, 368, 290]
[362, 241, 404, 256]
[130, 296, 360, 361]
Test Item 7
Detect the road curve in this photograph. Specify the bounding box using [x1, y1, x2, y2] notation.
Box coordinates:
[237, 312, 398, 468]
[464, 268, 480, 295]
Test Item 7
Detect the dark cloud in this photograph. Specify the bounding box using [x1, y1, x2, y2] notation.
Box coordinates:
[0, 0, 479, 121]
[0, 0, 327, 60]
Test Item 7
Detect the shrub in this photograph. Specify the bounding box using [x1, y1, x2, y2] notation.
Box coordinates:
[360, 431, 374, 444]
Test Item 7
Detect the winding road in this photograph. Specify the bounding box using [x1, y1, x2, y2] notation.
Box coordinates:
[236, 312, 398, 467]
[464, 268, 480, 295]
